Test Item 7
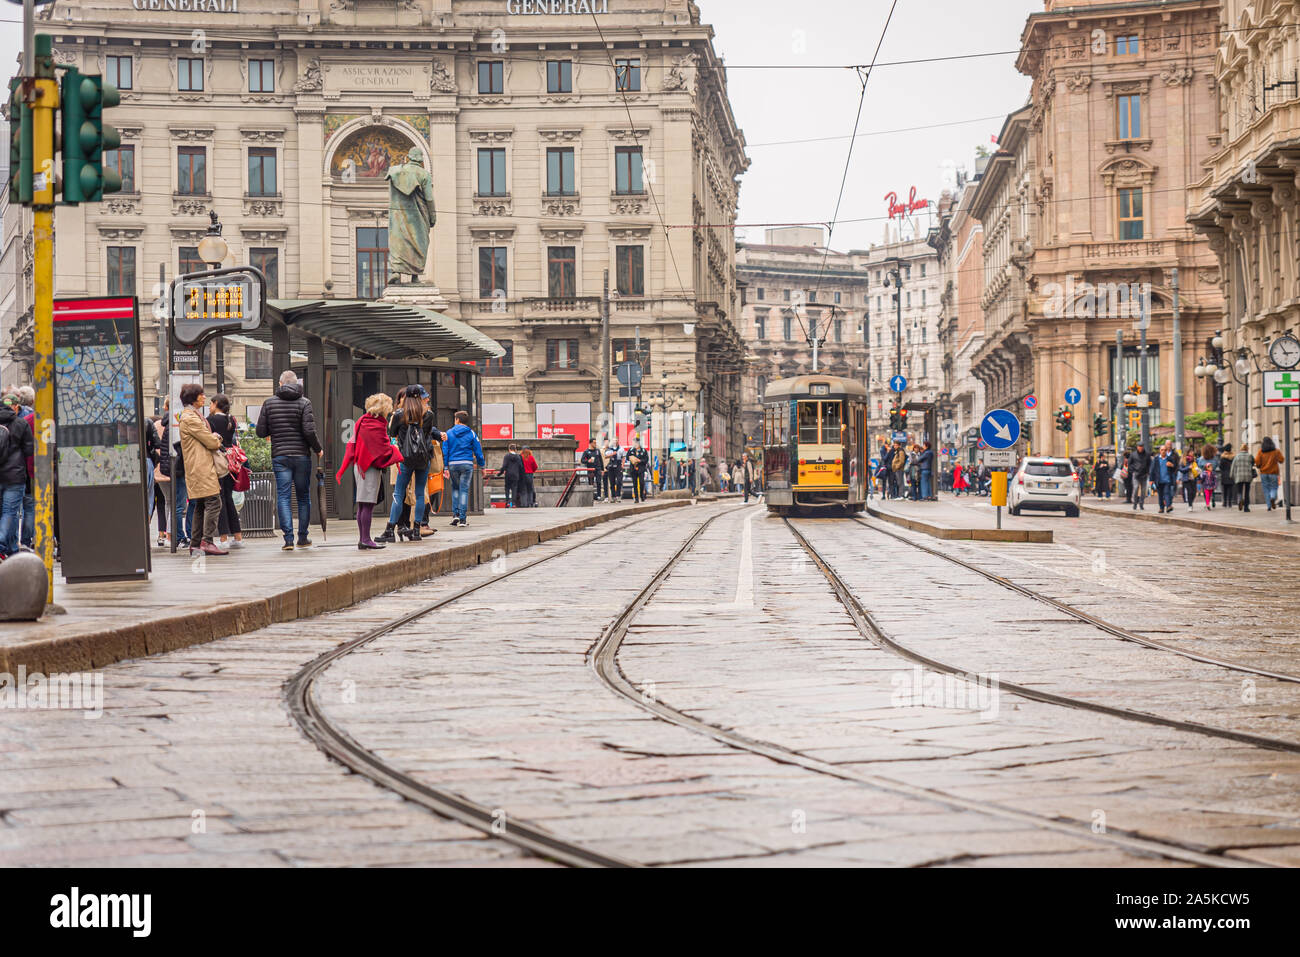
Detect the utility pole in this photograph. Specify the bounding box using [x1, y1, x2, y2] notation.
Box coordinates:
[1172, 268, 1184, 453]
[29, 29, 58, 600]
[1139, 291, 1151, 449]
[600, 268, 611, 443]
[1115, 328, 1125, 455]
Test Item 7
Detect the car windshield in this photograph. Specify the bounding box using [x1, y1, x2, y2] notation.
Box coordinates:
[1025, 463, 1072, 477]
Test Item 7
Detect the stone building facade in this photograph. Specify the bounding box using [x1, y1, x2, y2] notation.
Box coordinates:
[1189, 0, 1300, 452]
[735, 226, 871, 445]
[856, 234, 944, 442]
[929, 171, 987, 466]
[4, 0, 748, 457]
[1017, 0, 1224, 456]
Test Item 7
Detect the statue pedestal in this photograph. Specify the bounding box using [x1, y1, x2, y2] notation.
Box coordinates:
[381, 281, 450, 313]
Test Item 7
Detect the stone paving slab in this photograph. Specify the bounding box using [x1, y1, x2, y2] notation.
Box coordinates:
[0, 498, 687, 676]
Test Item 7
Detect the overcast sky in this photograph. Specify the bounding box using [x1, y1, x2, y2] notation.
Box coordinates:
[3, 0, 1040, 250]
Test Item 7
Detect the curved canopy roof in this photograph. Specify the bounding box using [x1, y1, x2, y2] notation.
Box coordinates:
[255, 299, 504, 363]
[764, 374, 869, 401]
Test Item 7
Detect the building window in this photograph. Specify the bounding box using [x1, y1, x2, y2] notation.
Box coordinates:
[546, 338, 579, 371]
[920, 264, 926, 277]
[106, 55, 132, 91]
[478, 61, 504, 94]
[477, 148, 507, 195]
[922, 357, 928, 378]
[875, 270, 881, 283]
[905, 291, 912, 309]
[877, 362, 883, 381]
[249, 59, 275, 93]
[250, 248, 279, 298]
[245, 345, 273, 380]
[906, 327, 911, 345]
[612, 338, 650, 374]
[1119, 188, 1144, 240]
[107, 247, 135, 296]
[809, 291, 817, 303]
[248, 147, 277, 196]
[614, 146, 643, 194]
[784, 289, 791, 302]
[177, 146, 206, 195]
[757, 287, 765, 301]
[546, 147, 576, 195]
[548, 246, 577, 298]
[834, 319, 843, 343]
[105, 145, 134, 192]
[1117, 94, 1142, 139]
[1116, 35, 1140, 55]
[783, 315, 793, 341]
[921, 289, 926, 307]
[834, 291, 842, 304]
[484, 340, 514, 377]
[178, 246, 204, 275]
[755, 313, 766, 339]
[614, 57, 641, 92]
[904, 265, 911, 279]
[616, 245, 645, 296]
[876, 296, 881, 311]
[876, 328, 882, 348]
[479, 246, 507, 299]
[356, 227, 388, 299]
[178, 57, 203, 92]
[921, 324, 927, 343]
[547, 60, 573, 94]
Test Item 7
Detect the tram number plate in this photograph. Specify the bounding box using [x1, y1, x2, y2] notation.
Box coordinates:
[805, 464, 835, 473]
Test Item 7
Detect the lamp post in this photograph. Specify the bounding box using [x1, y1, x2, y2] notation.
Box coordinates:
[883, 260, 904, 424]
[1194, 330, 1245, 448]
[197, 210, 230, 393]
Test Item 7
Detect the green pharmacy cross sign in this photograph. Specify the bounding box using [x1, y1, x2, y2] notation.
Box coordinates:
[1265, 371, 1300, 406]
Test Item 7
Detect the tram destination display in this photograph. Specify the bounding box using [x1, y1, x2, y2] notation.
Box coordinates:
[170, 268, 264, 346]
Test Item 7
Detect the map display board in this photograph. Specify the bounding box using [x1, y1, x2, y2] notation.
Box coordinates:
[54, 298, 143, 487]
[54, 297, 151, 583]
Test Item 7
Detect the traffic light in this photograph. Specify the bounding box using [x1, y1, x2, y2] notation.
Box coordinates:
[60, 69, 121, 204]
[888, 407, 899, 430]
[1054, 406, 1073, 434]
[1093, 413, 1106, 437]
[897, 407, 908, 430]
[7, 78, 33, 205]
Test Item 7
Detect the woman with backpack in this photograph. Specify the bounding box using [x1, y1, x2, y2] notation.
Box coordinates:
[379, 385, 445, 542]
[337, 393, 403, 550]
[1231, 440, 1256, 511]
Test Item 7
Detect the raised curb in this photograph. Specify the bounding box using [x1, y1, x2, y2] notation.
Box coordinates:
[866, 504, 1053, 543]
[0, 499, 690, 676]
[1078, 502, 1300, 543]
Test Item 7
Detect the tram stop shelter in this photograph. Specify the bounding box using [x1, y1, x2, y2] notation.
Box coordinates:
[238, 298, 505, 520]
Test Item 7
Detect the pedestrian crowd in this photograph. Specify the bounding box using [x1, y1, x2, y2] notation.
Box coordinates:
[874, 438, 939, 501]
[1092, 436, 1286, 514]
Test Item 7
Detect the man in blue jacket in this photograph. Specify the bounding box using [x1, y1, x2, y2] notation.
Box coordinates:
[443, 410, 484, 527]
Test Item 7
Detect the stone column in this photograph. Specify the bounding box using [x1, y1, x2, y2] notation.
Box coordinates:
[429, 107, 460, 298]
[296, 102, 327, 297]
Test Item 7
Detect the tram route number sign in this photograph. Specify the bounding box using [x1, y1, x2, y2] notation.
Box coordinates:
[170, 269, 263, 347]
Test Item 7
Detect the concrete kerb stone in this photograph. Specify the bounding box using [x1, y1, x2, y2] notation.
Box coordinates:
[0, 499, 690, 677]
[1078, 502, 1300, 543]
[865, 504, 1052, 544]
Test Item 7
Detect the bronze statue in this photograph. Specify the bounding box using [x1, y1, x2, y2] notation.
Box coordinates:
[385, 147, 436, 283]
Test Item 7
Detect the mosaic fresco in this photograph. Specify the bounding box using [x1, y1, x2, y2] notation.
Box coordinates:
[329, 126, 415, 180]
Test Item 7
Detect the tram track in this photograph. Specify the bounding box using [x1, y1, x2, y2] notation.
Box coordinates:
[283, 501, 1283, 868]
[787, 518, 1300, 759]
[852, 516, 1300, 686]
[588, 507, 1265, 868]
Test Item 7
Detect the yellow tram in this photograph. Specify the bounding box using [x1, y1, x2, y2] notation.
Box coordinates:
[761, 375, 869, 514]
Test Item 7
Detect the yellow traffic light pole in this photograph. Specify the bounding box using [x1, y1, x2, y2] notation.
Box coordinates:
[29, 40, 58, 600]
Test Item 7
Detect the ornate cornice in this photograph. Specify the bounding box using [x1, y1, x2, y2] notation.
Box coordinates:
[468, 129, 514, 143]
[96, 226, 144, 241]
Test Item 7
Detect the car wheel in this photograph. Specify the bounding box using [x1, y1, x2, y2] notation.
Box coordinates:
[1065, 505, 1080, 518]
[1008, 504, 1020, 516]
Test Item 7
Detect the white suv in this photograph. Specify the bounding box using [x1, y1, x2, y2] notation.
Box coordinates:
[1009, 457, 1081, 518]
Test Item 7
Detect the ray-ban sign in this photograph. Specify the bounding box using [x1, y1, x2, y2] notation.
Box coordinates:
[885, 186, 929, 219]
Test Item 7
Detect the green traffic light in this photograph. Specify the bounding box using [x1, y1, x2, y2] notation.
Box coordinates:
[59, 70, 121, 204]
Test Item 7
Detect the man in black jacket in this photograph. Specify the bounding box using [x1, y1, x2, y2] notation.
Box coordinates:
[0, 390, 35, 559]
[627, 439, 649, 503]
[499, 444, 524, 507]
[1127, 442, 1152, 511]
[580, 439, 603, 501]
[256, 371, 323, 549]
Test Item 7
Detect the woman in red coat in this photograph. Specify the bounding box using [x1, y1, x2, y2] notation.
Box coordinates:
[952, 463, 969, 496]
[336, 393, 404, 549]
[521, 445, 539, 507]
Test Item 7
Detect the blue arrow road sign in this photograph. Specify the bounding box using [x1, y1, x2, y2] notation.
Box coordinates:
[980, 409, 1021, 450]
[890, 375, 908, 393]
[1065, 387, 1082, 405]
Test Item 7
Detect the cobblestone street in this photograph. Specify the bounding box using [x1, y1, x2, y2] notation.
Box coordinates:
[4, 503, 1299, 867]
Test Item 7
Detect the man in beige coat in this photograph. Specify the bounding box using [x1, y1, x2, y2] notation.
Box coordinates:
[178, 382, 227, 557]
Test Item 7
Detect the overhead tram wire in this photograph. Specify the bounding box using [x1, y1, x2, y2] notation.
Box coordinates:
[798, 0, 900, 347]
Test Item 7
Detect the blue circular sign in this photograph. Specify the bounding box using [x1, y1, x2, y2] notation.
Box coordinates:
[1065, 388, 1082, 405]
[980, 409, 1021, 450]
[889, 375, 908, 393]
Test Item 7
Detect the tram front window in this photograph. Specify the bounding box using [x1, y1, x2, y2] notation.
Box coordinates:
[798, 402, 820, 444]
[821, 402, 842, 444]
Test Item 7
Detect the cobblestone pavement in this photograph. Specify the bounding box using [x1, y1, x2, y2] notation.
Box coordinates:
[3, 502, 1299, 866]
